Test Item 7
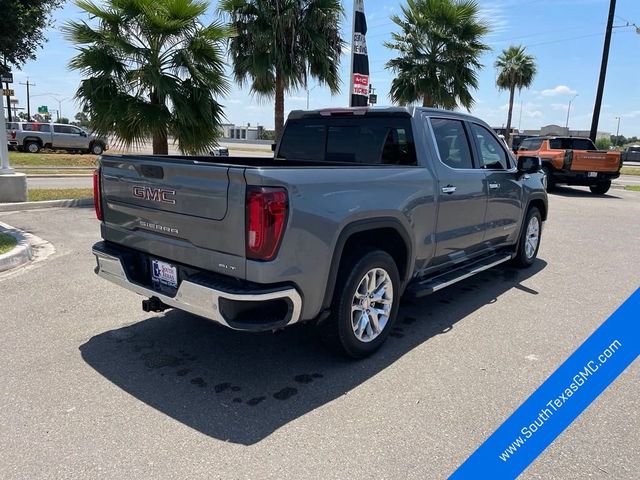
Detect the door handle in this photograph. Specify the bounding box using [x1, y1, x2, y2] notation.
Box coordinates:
[441, 185, 457, 194]
[489, 182, 500, 190]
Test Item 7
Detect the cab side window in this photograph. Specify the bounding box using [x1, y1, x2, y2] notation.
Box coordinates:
[430, 118, 474, 169]
[470, 123, 510, 170]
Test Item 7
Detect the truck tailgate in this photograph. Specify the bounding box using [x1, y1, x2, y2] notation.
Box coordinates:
[571, 151, 621, 172]
[99, 155, 247, 278]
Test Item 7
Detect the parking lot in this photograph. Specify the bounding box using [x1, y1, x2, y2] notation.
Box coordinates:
[1, 186, 638, 479]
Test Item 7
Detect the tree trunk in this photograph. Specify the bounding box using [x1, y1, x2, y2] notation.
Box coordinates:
[505, 85, 515, 147]
[274, 69, 285, 142]
[153, 130, 168, 155]
[150, 88, 168, 155]
[422, 95, 432, 108]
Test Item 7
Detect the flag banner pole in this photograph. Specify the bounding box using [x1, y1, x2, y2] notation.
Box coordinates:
[349, 0, 369, 107]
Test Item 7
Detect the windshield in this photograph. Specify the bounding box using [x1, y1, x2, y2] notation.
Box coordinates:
[518, 138, 544, 151]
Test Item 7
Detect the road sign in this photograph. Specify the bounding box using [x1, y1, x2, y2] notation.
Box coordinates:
[1, 72, 13, 83]
[2, 88, 14, 96]
[368, 93, 377, 105]
[38, 105, 48, 114]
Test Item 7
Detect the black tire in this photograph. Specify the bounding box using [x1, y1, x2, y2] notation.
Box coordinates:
[512, 207, 542, 268]
[90, 142, 104, 155]
[321, 249, 401, 358]
[589, 181, 611, 195]
[542, 165, 555, 191]
[24, 141, 40, 154]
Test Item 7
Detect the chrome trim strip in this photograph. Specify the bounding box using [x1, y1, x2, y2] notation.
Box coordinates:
[92, 247, 302, 329]
[430, 254, 513, 293]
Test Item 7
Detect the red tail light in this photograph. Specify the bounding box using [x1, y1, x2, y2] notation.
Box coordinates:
[246, 186, 288, 261]
[10, 131, 16, 139]
[93, 169, 103, 221]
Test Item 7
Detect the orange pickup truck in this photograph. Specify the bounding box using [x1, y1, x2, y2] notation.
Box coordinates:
[517, 136, 622, 194]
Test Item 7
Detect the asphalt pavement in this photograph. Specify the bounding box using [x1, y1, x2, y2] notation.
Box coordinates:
[0, 186, 638, 479]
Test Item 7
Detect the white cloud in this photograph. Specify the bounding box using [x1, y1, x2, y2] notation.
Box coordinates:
[526, 110, 543, 119]
[550, 103, 567, 111]
[541, 85, 577, 97]
[622, 110, 640, 118]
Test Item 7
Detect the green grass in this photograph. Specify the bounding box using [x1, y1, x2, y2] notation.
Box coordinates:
[28, 188, 93, 201]
[620, 167, 640, 176]
[16, 169, 94, 175]
[624, 185, 640, 192]
[0, 232, 17, 255]
[9, 151, 98, 167]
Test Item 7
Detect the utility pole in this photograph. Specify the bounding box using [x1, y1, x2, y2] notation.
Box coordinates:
[518, 99, 523, 131]
[2, 57, 10, 122]
[589, 0, 616, 142]
[19, 78, 35, 120]
[565, 94, 578, 129]
[614, 116, 621, 147]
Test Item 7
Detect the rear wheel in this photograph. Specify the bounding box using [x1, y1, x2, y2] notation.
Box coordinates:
[589, 181, 611, 195]
[512, 207, 542, 268]
[25, 141, 40, 154]
[90, 143, 104, 155]
[321, 249, 400, 358]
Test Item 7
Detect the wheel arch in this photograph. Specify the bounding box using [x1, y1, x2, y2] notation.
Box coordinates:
[321, 217, 414, 311]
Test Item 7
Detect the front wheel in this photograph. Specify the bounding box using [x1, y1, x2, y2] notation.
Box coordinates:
[322, 250, 401, 358]
[512, 207, 542, 268]
[589, 181, 611, 195]
[542, 166, 555, 191]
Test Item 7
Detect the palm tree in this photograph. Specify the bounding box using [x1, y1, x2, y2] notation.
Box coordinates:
[220, 0, 344, 141]
[495, 45, 537, 145]
[64, 0, 230, 154]
[385, 0, 490, 109]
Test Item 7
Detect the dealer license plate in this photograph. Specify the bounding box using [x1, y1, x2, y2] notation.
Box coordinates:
[151, 259, 178, 288]
[588, 171, 598, 178]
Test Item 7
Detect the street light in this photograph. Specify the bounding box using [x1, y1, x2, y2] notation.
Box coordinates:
[565, 94, 578, 130]
[614, 116, 621, 147]
[31, 93, 67, 120]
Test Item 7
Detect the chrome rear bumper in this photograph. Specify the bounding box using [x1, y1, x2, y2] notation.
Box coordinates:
[92, 244, 302, 331]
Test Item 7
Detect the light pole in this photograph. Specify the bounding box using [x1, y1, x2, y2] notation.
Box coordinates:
[31, 93, 67, 121]
[614, 116, 621, 147]
[565, 94, 578, 130]
[306, 84, 318, 110]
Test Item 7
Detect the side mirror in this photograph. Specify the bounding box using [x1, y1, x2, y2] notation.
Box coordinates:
[80, 131, 87, 137]
[271, 143, 276, 152]
[517, 155, 541, 175]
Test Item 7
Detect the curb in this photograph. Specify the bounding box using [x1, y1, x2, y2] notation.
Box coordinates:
[0, 222, 33, 273]
[0, 198, 93, 212]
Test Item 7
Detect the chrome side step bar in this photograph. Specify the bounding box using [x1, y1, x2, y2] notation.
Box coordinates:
[405, 253, 513, 298]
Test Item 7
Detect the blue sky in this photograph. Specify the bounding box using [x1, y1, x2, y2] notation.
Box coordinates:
[8, 0, 640, 136]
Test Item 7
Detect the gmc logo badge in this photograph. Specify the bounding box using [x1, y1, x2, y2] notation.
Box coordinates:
[132, 185, 176, 205]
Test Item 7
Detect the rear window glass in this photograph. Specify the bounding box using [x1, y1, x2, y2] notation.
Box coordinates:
[278, 117, 417, 165]
[549, 138, 596, 150]
[23, 123, 51, 132]
[518, 138, 543, 151]
[6, 122, 19, 130]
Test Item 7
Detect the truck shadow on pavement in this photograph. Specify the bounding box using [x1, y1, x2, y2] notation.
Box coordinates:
[550, 186, 623, 198]
[80, 260, 546, 445]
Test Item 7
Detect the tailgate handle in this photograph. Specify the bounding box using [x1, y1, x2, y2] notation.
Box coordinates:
[139, 165, 164, 179]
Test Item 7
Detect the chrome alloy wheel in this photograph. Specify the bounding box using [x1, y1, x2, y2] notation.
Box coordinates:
[351, 268, 393, 343]
[525, 216, 540, 259]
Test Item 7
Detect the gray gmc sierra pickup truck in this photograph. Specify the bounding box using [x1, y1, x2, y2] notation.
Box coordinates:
[92, 107, 547, 357]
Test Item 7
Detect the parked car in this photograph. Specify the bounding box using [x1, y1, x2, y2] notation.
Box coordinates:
[621, 145, 640, 162]
[6, 122, 109, 155]
[91, 107, 547, 358]
[209, 146, 229, 157]
[516, 136, 622, 194]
